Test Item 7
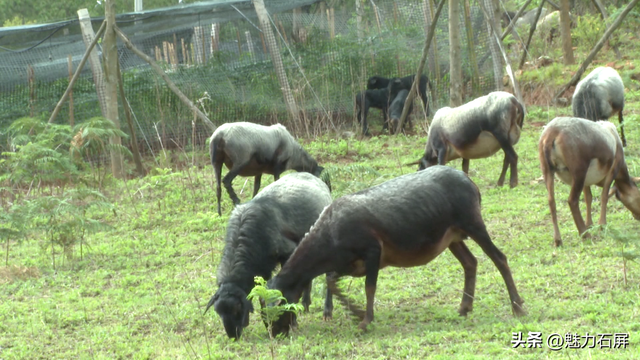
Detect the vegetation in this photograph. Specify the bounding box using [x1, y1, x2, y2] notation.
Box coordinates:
[1, 94, 640, 358]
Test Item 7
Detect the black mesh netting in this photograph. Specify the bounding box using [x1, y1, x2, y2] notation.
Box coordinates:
[0, 0, 501, 155]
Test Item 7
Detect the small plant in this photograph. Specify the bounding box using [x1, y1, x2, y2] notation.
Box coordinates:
[247, 276, 303, 340]
[606, 226, 640, 286]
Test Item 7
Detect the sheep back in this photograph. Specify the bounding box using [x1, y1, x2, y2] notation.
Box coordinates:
[572, 67, 624, 120]
[215, 172, 332, 290]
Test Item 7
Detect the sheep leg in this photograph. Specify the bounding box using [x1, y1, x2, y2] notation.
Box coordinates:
[619, 111, 626, 147]
[492, 132, 518, 188]
[253, 174, 262, 198]
[359, 247, 382, 331]
[301, 280, 313, 313]
[222, 161, 250, 206]
[214, 160, 223, 216]
[462, 159, 470, 174]
[567, 174, 590, 239]
[497, 155, 510, 187]
[583, 186, 593, 228]
[597, 167, 616, 226]
[448, 241, 477, 316]
[323, 272, 337, 321]
[542, 167, 563, 246]
[463, 221, 526, 317]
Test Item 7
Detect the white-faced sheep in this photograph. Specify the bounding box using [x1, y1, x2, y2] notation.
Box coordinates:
[417, 91, 525, 188]
[539, 117, 640, 247]
[209, 122, 324, 215]
[572, 66, 626, 146]
[204, 172, 333, 339]
[266, 166, 525, 335]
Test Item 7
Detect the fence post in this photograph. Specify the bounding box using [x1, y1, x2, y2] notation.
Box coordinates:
[67, 55, 74, 127]
[77, 9, 108, 117]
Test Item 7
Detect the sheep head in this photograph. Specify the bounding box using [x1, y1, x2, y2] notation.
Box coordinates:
[205, 283, 253, 339]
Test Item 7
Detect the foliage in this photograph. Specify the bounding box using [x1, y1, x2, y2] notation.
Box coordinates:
[247, 276, 304, 339]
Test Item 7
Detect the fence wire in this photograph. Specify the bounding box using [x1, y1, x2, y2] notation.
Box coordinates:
[0, 0, 501, 155]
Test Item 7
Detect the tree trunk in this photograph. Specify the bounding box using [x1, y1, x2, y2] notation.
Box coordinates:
[560, 0, 574, 64]
[395, 0, 446, 134]
[356, 0, 364, 42]
[449, 0, 463, 107]
[104, 0, 124, 179]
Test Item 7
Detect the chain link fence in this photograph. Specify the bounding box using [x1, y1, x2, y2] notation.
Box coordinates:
[0, 0, 501, 155]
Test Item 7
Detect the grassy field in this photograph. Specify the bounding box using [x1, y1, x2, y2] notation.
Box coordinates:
[2, 93, 640, 359]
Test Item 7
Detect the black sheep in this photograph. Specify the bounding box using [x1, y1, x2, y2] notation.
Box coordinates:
[367, 74, 431, 116]
[354, 87, 392, 136]
[267, 166, 525, 335]
[204, 172, 332, 339]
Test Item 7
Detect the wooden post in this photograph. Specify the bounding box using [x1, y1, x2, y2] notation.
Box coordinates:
[518, 0, 546, 69]
[254, 0, 299, 123]
[483, 0, 502, 91]
[116, 59, 145, 177]
[67, 55, 74, 127]
[77, 9, 108, 117]
[236, 28, 242, 55]
[559, 0, 575, 64]
[356, 0, 364, 42]
[245, 31, 255, 60]
[449, 0, 463, 106]
[115, 27, 216, 131]
[423, 0, 439, 109]
[28, 65, 35, 117]
[463, 0, 479, 96]
[48, 21, 106, 124]
[104, 0, 124, 179]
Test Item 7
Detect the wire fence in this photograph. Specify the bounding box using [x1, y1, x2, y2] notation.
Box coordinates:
[0, 0, 502, 156]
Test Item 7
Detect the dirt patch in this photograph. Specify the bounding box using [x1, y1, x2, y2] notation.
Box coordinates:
[0, 265, 41, 284]
[520, 82, 575, 107]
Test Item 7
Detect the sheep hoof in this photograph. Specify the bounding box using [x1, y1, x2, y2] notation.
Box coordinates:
[323, 314, 332, 321]
[554, 239, 563, 247]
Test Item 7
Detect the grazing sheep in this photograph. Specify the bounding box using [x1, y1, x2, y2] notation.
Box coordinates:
[572, 66, 626, 146]
[538, 117, 640, 247]
[266, 166, 526, 335]
[417, 91, 525, 188]
[355, 87, 392, 135]
[209, 122, 324, 215]
[204, 172, 333, 339]
[368, 74, 431, 115]
[388, 89, 414, 134]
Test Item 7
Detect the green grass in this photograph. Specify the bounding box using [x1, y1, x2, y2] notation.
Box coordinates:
[2, 103, 640, 359]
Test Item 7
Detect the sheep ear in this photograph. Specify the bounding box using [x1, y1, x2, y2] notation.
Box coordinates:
[204, 291, 220, 315]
